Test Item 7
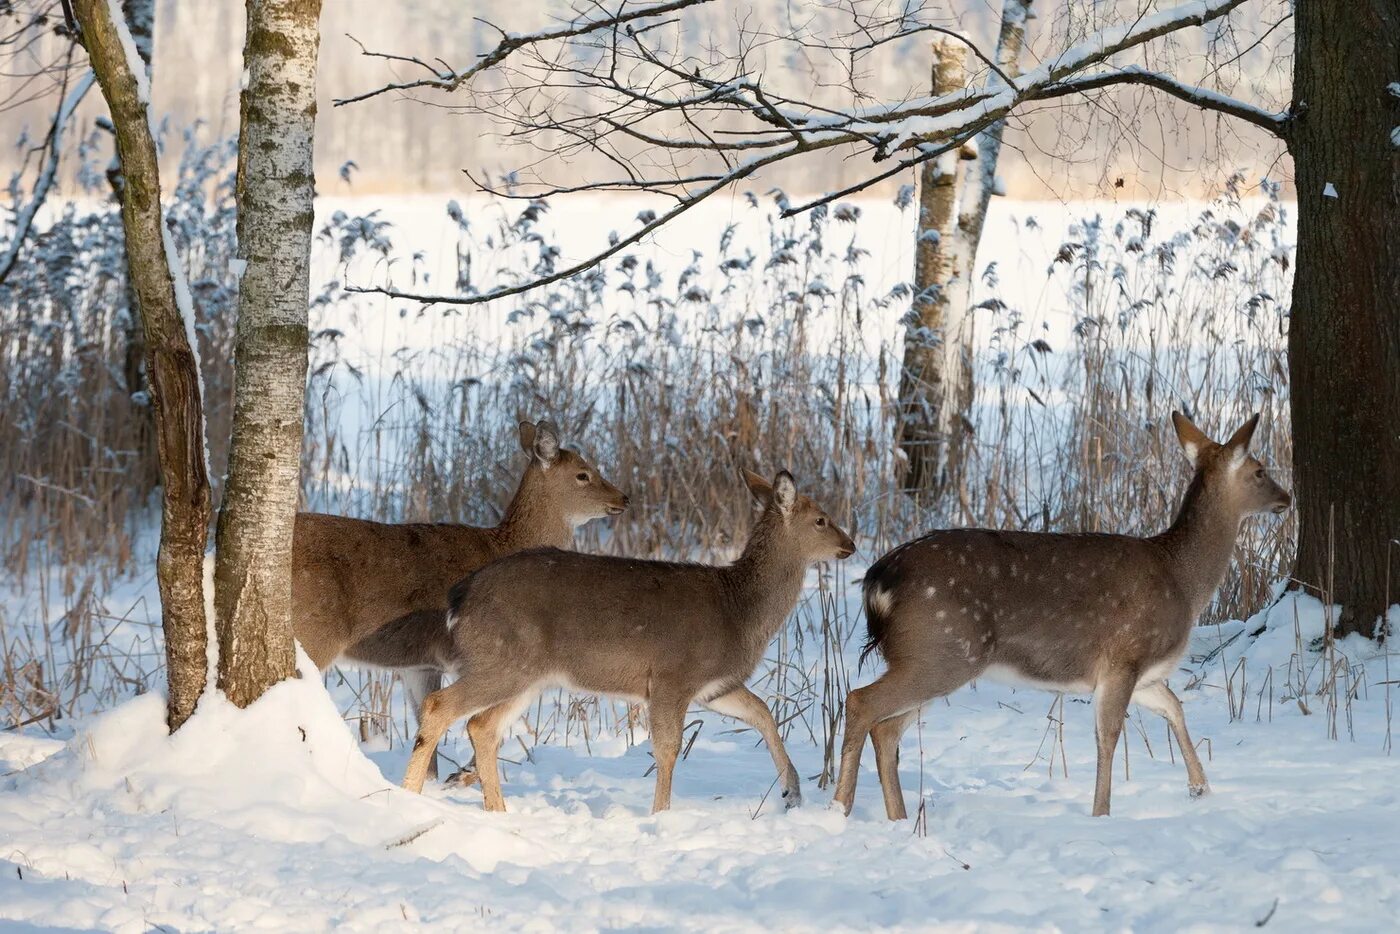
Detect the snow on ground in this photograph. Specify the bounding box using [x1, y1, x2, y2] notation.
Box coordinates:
[2, 569, 1396, 932]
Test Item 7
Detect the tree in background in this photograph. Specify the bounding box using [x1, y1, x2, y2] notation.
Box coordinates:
[70, 0, 322, 726]
[898, 0, 1033, 507]
[342, 0, 1398, 638]
[897, 39, 972, 501]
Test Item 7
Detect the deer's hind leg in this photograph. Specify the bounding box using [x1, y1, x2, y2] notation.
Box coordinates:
[467, 693, 535, 813]
[402, 668, 444, 781]
[1091, 669, 1137, 817]
[402, 675, 528, 794]
[647, 689, 690, 813]
[870, 710, 917, 820]
[704, 686, 802, 808]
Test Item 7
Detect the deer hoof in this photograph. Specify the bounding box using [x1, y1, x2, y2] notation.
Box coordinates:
[782, 787, 803, 810]
[1189, 782, 1210, 799]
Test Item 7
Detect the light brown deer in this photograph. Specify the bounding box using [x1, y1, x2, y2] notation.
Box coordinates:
[292, 420, 627, 776]
[400, 469, 855, 812]
[835, 412, 1290, 819]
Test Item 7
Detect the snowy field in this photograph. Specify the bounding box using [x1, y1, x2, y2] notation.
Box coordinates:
[5, 191, 1394, 932]
[2, 554, 1397, 931]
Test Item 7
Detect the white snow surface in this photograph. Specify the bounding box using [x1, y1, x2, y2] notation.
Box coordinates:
[2, 579, 1397, 932]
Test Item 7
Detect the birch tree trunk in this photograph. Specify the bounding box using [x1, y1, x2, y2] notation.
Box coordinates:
[213, 0, 322, 706]
[1287, 0, 1400, 638]
[896, 39, 967, 499]
[71, 0, 212, 731]
[901, 0, 1034, 507]
[944, 0, 1034, 351]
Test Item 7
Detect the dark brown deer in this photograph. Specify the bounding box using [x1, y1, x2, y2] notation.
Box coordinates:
[835, 412, 1289, 819]
[400, 469, 855, 812]
[292, 420, 627, 776]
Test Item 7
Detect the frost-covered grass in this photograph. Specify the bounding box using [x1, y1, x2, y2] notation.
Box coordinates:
[1, 572, 1396, 932]
[2, 152, 1394, 929]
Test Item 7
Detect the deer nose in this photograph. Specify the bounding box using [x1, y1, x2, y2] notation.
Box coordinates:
[621, 494, 631, 508]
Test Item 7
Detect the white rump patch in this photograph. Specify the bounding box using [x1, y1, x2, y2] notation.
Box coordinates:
[867, 585, 895, 618]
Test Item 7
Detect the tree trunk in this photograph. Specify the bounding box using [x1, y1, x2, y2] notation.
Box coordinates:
[72, 0, 212, 730]
[897, 39, 967, 499]
[111, 0, 156, 484]
[1287, 0, 1400, 637]
[940, 0, 1034, 506]
[213, 0, 322, 706]
[948, 0, 1032, 302]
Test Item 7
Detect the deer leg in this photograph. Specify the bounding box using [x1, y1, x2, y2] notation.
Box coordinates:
[1092, 670, 1136, 817]
[647, 693, 688, 813]
[1132, 680, 1209, 798]
[870, 710, 917, 821]
[467, 698, 524, 813]
[833, 674, 927, 817]
[401, 668, 443, 781]
[402, 677, 517, 794]
[704, 686, 801, 809]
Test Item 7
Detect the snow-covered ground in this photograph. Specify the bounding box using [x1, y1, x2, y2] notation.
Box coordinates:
[2, 559, 1396, 932]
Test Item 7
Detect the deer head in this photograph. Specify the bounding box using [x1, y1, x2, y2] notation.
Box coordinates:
[742, 468, 855, 562]
[1172, 411, 1291, 519]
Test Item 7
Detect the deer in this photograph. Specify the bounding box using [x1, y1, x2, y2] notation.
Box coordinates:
[399, 469, 855, 813]
[834, 411, 1290, 820]
[292, 419, 627, 778]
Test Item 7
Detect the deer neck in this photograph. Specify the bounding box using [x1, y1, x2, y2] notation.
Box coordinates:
[490, 471, 575, 556]
[1153, 474, 1243, 620]
[725, 515, 809, 648]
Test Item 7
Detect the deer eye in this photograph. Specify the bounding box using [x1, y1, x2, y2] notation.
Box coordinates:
[1254, 468, 1265, 480]
[576, 472, 590, 483]
[815, 516, 827, 528]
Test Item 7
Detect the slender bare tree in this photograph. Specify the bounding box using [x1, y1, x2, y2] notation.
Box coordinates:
[897, 39, 969, 500]
[213, 0, 324, 707]
[341, 0, 1398, 638]
[68, 0, 212, 730]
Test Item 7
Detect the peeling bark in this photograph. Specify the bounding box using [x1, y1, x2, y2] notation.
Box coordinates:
[896, 39, 967, 500]
[71, 0, 211, 731]
[213, 0, 323, 706]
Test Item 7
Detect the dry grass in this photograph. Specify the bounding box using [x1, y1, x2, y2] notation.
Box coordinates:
[2, 142, 1296, 769]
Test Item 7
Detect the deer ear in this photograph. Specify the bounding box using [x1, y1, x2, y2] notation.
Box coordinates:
[772, 471, 797, 514]
[1226, 413, 1260, 452]
[1171, 410, 1212, 468]
[741, 468, 772, 504]
[518, 420, 538, 455]
[1225, 413, 1260, 470]
[533, 421, 560, 466]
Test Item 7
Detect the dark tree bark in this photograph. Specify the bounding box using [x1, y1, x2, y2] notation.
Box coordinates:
[213, 0, 322, 707]
[1287, 0, 1400, 638]
[71, 0, 212, 730]
[897, 39, 967, 500]
[115, 0, 156, 405]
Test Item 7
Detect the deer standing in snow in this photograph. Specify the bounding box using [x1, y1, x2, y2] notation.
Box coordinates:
[292, 420, 627, 777]
[401, 469, 855, 812]
[835, 412, 1290, 819]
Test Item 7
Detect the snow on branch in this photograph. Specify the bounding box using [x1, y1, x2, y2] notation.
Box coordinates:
[0, 68, 95, 285]
[1041, 65, 1290, 137]
[348, 0, 1264, 308]
[334, 0, 718, 107]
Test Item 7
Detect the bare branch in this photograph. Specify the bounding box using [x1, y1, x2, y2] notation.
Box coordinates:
[0, 66, 95, 285]
[347, 143, 807, 307]
[1041, 66, 1290, 138]
[334, 0, 718, 107]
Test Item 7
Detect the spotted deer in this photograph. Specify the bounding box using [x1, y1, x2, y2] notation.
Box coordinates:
[292, 420, 627, 776]
[400, 469, 855, 812]
[835, 412, 1290, 819]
